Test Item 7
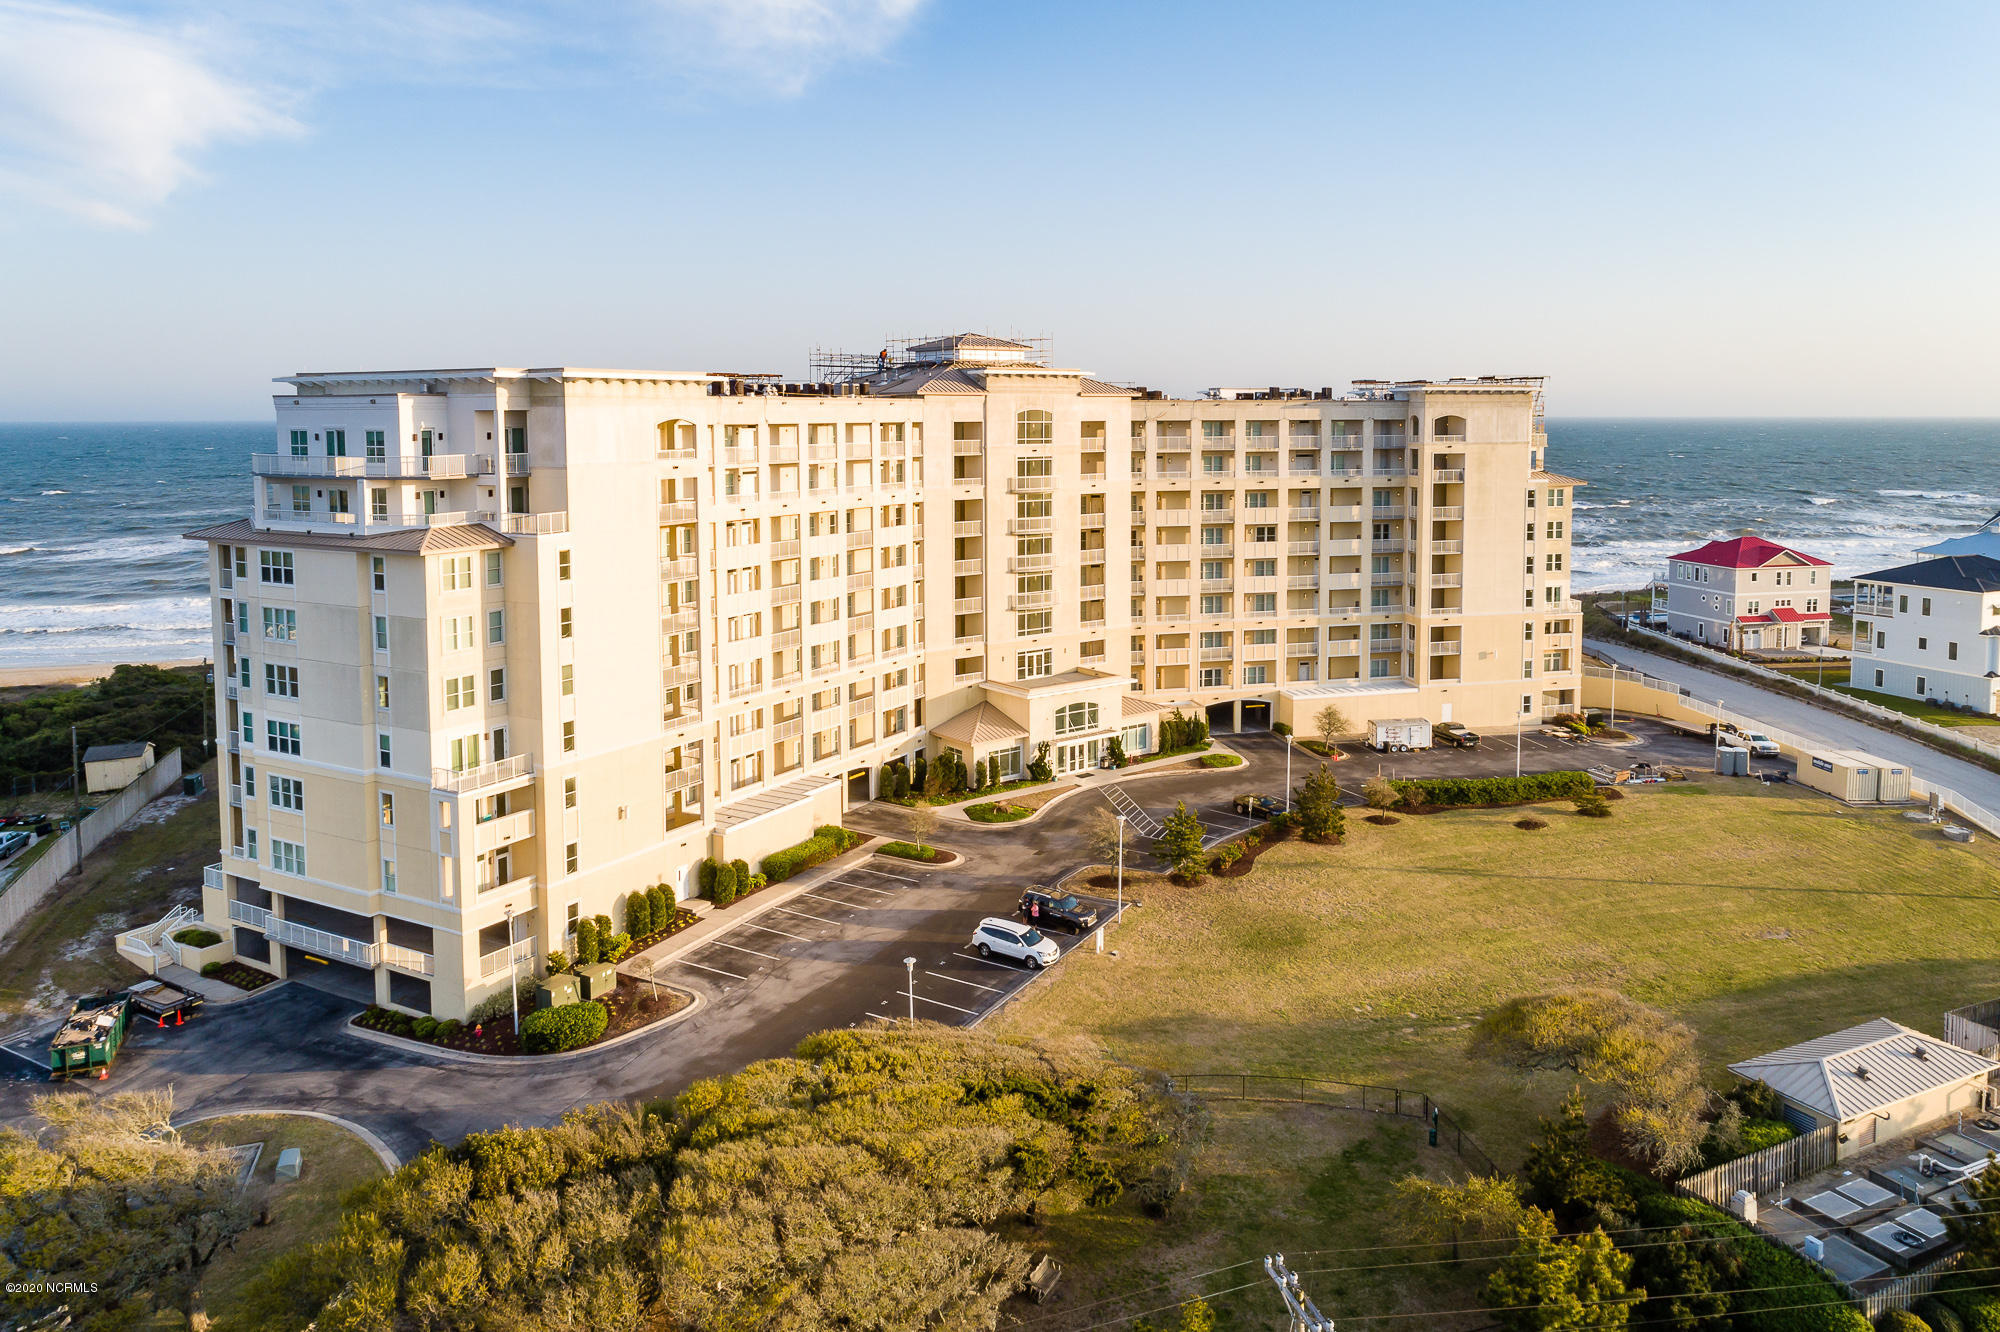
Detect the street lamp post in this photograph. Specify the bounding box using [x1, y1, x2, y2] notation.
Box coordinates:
[504, 902, 520, 1037]
[1515, 705, 1525, 779]
[1115, 813, 1127, 922]
[1284, 733, 1295, 811]
[904, 956, 917, 1023]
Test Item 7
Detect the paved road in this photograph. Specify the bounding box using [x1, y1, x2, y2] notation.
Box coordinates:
[1588, 637, 2000, 809]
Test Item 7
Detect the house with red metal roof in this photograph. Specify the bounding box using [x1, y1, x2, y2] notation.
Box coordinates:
[1652, 535, 1833, 651]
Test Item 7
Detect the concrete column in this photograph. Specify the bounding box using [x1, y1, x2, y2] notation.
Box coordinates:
[266, 892, 289, 978]
[1231, 699, 1243, 733]
[373, 915, 392, 1007]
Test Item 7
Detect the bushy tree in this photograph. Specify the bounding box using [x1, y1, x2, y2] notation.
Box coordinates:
[1107, 734, 1128, 768]
[971, 757, 987, 791]
[1294, 762, 1345, 842]
[892, 763, 912, 799]
[575, 916, 601, 965]
[625, 890, 652, 940]
[987, 754, 1001, 788]
[713, 860, 738, 907]
[2, 1091, 253, 1329]
[906, 801, 940, 850]
[1629, 1223, 1737, 1331]
[1314, 702, 1349, 750]
[879, 761, 898, 797]
[1029, 741, 1053, 782]
[1393, 1173, 1529, 1261]
[912, 753, 928, 793]
[1485, 1210, 1637, 1330]
[1136, 1297, 1216, 1332]
[1154, 800, 1209, 883]
[1363, 775, 1403, 810]
[729, 863, 749, 899]
[647, 882, 671, 926]
[1521, 1087, 1634, 1226]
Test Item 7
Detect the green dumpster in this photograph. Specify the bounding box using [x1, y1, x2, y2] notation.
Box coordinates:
[50, 994, 130, 1080]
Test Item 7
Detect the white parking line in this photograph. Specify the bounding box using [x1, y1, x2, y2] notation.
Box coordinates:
[797, 889, 861, 909]
[926, 970, 1003, 994]
[907, 991, 979, 1016]
[825, 878, 894, 896]
[707, 939, 783, 961]
[856, 866, 916, 882]
[739, 919, 813, 942]
[955, 949, 1023, 972]
[673, 957, 748, 981]
[775, 903, 844, 925]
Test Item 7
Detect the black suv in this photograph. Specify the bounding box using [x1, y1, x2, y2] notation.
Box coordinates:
[1019, 889, 1100, 933]
[1233, 794, 1287, 819]
[1435, 721, 1480, 749]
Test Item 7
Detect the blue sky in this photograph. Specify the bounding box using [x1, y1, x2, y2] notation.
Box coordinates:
[1, 0, 1995, 419]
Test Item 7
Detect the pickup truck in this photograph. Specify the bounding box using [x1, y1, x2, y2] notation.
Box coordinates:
[1716, 722, 1782, 757]
[1434, 722, 1480, 749]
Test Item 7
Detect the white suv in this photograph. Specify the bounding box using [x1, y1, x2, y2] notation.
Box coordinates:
[971, 916, 1060, 969]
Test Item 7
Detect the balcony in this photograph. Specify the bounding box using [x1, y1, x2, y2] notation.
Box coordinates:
[1200, 579, 1234, 594]
[1324, 505, 1363, 522]
[1286, 642, 1318, 657]
[433, 753, 534, 794]
[1854, 599, 1895, 618]
[1150, 579, 1192, 596]
[770, 539, 801, 560]
[500, 512, 568, 536]
[1431, 506, 1466, 521]
[1198, 646, 1233, 662]
[1433, 467, 1466, 483]
[1367, 506, 1406, 521]
[1080, 513, 1107, 529]
[1287, 575, 1320, 590]
[1370, 572, 1408, 587]
[1080, 547, 1107, 565]
[1011, 554, 1055, 573]
[1430, 573, 1463, 589]
[1371, 539, 1407, 554]
[1431, 540, 1464, 555]
[1850, 638, 1875, 656]
[660, 556, 699, 581]
[774, 715, 806, 742]
[1009, 517, 1054, 535]
[1544, 633, 1576, 649]
[659, 500, 700, 524]
[1155, 648, 1191, 665]
[1428, 637, 1464, 655]
[472, 808, 535, 855]
[664, 763, 704, 796]
[1327, 640, 1362, 656]
[847, 528, 875, 548]
[953, 437, 983, 456]
[1008, 476, 1055, 493]
[383, 943, 435, 976]
[1150, 543, 1193, 561]
[952, 559, 983, 576]
[479, 937, 537, 979]
[1433, 433, 1468, 443]
[1286, 508, 1321, 523]
[251, 453, 494, 479]
[1009, 592, 1056, 611]
[226, 898, 272, 931]
[504, 452, 531, 476]
[1287, 540, 1320, 556]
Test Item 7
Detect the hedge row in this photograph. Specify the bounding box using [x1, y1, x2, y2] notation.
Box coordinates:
[760, 824, 863, 884]
[1635, 1194, 1867, 1332]
[519, 1000, 608, 1054]
[1391, 770, 1596, 808]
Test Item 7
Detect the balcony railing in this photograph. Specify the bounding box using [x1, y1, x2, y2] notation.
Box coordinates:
[663, 764, 704, 796]
[1433, 432, 1468, 443]
[1080, 513, 1107, 529]
[382, 943, 435, 976]
[1286, 575, 1320, 590]
[1428, 638, 1464, 655]
[1431, 540, 1464, 555]
[269, 916, 379, 968]
[251, 453, 494, 479]
[1430, 573, 1463, 588]
[1431, 506, 1466, 521]
[479, 938, 537, 979]
[227, 899, 271, 931]
[1009, 517, 1053, 535]
[1008, 476, 1055, 493]
[659, 500, 700, 524]
[472, 808, 536, 855]
[500, 512, 569, 536]
[1433, 467, 1466, 482]
[1286, 642, 1318, 657]
[1009, 592, 1056, 610]
[433, 752, 534, 793]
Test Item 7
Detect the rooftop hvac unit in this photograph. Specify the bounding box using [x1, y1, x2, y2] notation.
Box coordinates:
[1801, 1236, 1824, 1262]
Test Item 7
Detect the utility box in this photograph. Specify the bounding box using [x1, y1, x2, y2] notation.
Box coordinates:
[275, 1147, 302, 1181]
[1730, 1189, 1758, 1224]
[536, 974, 581, 1010]
[1794, 750, 1903, 803]
[182, 773, 205, 797]
[574, 962, 617, 1001]
[1716, 745, 1749, 777]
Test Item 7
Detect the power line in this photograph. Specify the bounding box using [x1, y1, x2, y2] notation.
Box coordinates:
[1264, 1254, 1336, 1331]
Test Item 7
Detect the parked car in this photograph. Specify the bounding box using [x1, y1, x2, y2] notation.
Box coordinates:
[0, 830, 29, 861]
[971, 916, 1060, 969]
[1233, 793, 1287, 819]
[1019, 890, 1099, 933]
[1434, 722, 1480, 749]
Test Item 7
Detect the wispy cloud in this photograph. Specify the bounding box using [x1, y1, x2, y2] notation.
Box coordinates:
[0, 1, 296, 227]
[644, 0, 928, 96]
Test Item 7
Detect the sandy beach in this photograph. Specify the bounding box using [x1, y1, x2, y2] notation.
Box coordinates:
[0, 658, 208, 690]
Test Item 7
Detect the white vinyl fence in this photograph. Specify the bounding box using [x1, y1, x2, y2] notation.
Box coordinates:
[0, 749, 185, 939]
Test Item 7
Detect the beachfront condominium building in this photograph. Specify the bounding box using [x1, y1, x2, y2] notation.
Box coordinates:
[187, 336, 1582, 1018]
[1653, 536, 1833, 651]
[1852, 555, 2000, 714]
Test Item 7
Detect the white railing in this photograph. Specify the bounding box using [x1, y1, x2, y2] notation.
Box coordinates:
[479, 938, 536, 979]
[432, 752, 534, 793]
[268, 916, 378, 968]
[251, 453, 494, 479]
[382, 943, 434, 976]
[500, 512, 569, 536]
[658, 501, 699, 524]
[472, 808, 535, 854]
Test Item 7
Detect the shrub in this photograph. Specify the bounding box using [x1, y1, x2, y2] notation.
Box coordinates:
[1936, 1279, 2000, 1332]
[699, 858, 718, 897]
[1106, 734, 1127, 769]
[436, 1019, 462, 1039]
[713, 861, 738, 907]
[879, 762, 897, 797]
[545, 949, 569, 975]
[412, 1017, 439, 1041]
[1210, 843, 1243, 873]
[172, 926, 223, 948]
[1391, 771, 1595, 809]
[912, 754, 928, 793]
[1878, 1311, 1933, 1332]
[647, 883, 671, 927]
[761, 824, 863, 883]
[1636, 1194, 1868, 1331]
[750, 872, 767, 892]
[986, 754, 1001, 788]
[626, 891, 652, 939]
[881, 841, 940, 861]
[892, 764, 911, 800]
[200, 960, 224, 976]
[1029, 741, 1054, 782]
[519, 1000, 607, 1054]
[601, 932, 632, 964]
[1154, 801, 1209, 883]
[465, 978, 535, 1027]
[1199, 753, 1241, 768]
[966, 801, 1031, 823]
[1919, 1299, 1966, 1332]
[575, 917, 600, 965]
[1272, 721, 1291, 737]
[1516, 817, 1548, 830]
[1363, 775, 1403, 810]
[1294, 764, 1344, 843]
[1573, 791, 1613, 818]
[729, 863, 749, 901]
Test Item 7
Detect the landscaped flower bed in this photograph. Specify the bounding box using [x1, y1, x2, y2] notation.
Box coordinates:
[199, 960, 277, 991]
[879, 840, 943, 861]
[965, 800, 1033, 823]
[352, 974, 690, 1057]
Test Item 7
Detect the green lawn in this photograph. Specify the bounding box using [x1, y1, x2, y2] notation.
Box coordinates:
[178, 1114, 388, 1331]
[1766, 660, 1851, 686]
[1834, 682, 1991, 727]
[994, 783, 2000, 1170]
[0, 761, 218, 1014]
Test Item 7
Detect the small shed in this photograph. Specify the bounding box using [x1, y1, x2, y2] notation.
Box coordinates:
[83, 741, 156, 794]
[1792, 750, 1909, 804]
[1728, 1019, 1998, 1158]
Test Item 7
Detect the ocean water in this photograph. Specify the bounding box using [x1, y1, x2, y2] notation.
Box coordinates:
[1549, 419, 2000, 591]
[0, 418, 1994, 668]
[0, 422, 255, 669]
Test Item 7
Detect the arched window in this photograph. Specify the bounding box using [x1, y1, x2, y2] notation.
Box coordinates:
[656, 420, 695, 455]
[1055, 701, 1100, 735]
[1433, 415, 1466, 441]
[1017, 410, 1052, 448]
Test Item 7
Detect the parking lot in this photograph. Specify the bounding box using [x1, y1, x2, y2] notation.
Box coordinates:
[653, 858, 1118, 1029]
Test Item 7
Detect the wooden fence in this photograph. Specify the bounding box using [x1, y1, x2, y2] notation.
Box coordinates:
[1946, 999, 2000, 1059]
[1854, 1252, 1962, 1321]
[0, 749, 185, 939]
[1168, 1072, 1501, 1176]
[1672, 1122, 1837, 1206]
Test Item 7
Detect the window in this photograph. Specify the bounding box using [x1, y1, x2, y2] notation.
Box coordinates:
[1017, 610, 1052, 636]
[1545, 553, 1563, 571]
[288, 429, 309, 457]
[442, 554, 473, 591]
[486, 551, 503, 586]
[373, 615, 389, 652]
[564, 776, 577, 809]
[271, 838, 306, 876]
[449, 735, 482, 770]
[490, 667, 507, 701]
[242, 764, 255, 798]
[558, 608, 572, 639]
[1950, 642, 1960, 661]
[556, 549, 571, 580]
[1017, 410, 1052, 448]
[1243, 664, 1268, 685]
[375, 675, 390, 709]
[325, 428, 347, 457]
[290, 483, 311, 513]
[264, 663, 298, 698]
[1918, 675, 1929, 694]
[1200, 667, 1226, 688]
[562, 721, 576, 753]
[1017, 649, 1052, 680]
[1055, 702, 1100, 735]
[1875, 669, 1885, 688]
[370, 487, 388, 520]
[565, 842, 580, 875]
[445, 674, 476, 710]
[365, 429, 385, 460]
[1247, 593, 1276, 614]
[261, 607, 296, 641]
[1200, 595, 1228, 615]
[377, 732, 392, 768]
[270, 775, 303, 812]
[379, 792, 395, 826]
[258, 550, 294, 585]
[382, 860, 397, 894]
[370, 556, 386, 592]
[1918, 637, 1928, 651]
[245, 828, 257, 861]
[266, 720, 301, 755]
[1546, 520, 1564, 540]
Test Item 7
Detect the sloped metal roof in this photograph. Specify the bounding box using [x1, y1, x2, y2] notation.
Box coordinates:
[1728, 1019, 1998, 1121]
[929, 701, 1029, 745]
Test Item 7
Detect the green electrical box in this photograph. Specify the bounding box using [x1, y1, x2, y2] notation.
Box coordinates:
[574, 962, 617, 1001]
[536, 974, 581, 1010]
